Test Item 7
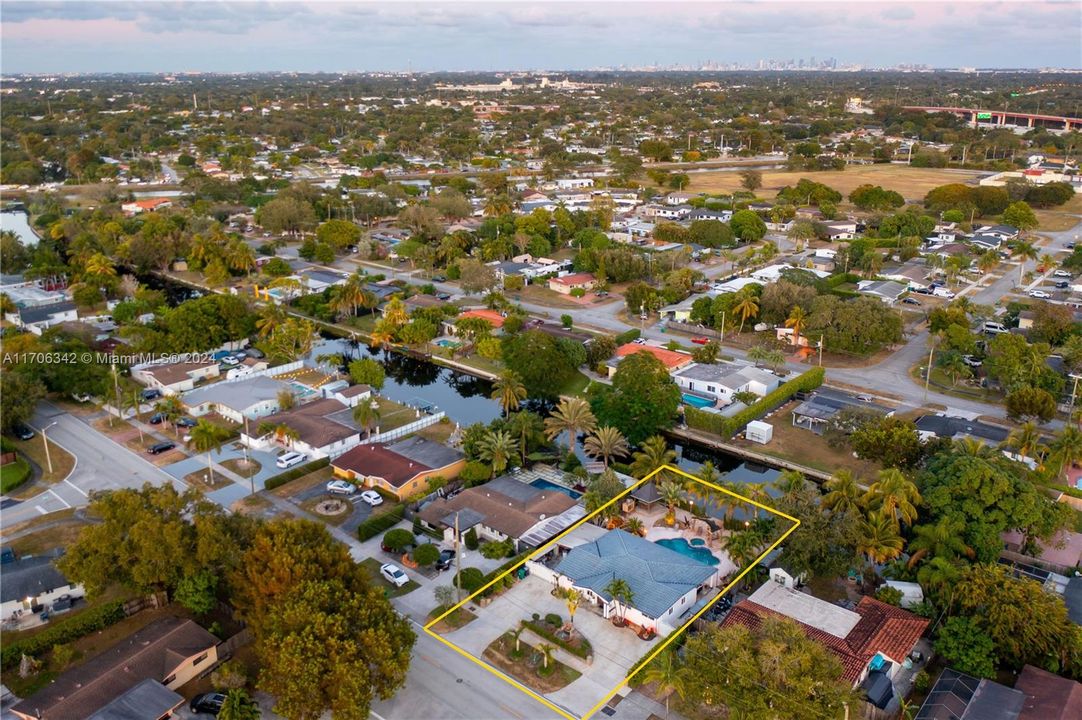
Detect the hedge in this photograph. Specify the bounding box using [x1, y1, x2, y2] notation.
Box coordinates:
[614, 328, 641, 345]
[1050, 484, 1082, 501]
[357, 504, 406, 541]
[0, 458, 32, 494]
[478, 550, 532, 598]
[1, 600, 127, 668]
[522, 618, 594, 659]
[686, 366, 825, 438]
[263, 457, 330, 491]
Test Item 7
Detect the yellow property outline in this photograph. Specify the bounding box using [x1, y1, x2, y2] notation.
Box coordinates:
[424, 464, 800, 720]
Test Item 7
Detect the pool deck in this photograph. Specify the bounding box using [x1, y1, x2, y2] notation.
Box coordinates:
[645, 526, 738, 577]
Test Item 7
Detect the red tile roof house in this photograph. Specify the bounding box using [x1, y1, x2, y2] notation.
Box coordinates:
[722, 581, 928, 691]
[120, 197, 173, 216]
[331, 437, 466, 501]
[445, 309, 506, 336]
[607, 343, 694, 378]
[548, 272, 596, 295]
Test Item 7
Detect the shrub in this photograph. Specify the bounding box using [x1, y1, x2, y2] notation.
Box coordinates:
[1, 601, 126, 668]
[544, 613, 563, 627]
[561, 314, 573, 329]
[455, 567, 485, 594]
[413, 543, 441, 566]
[357, 504, 406, 541]
[686, 366, 825, 438]
[523, 618, 593, 659]
[412, 516, 423, 534]
[263, 457, 330, 490]
[383, 528, 415, 552]
[464, 527, 479, 551]
[459, 461, 491, 487]
[614, 328, 641, 345]
[480, 540, 514, 559]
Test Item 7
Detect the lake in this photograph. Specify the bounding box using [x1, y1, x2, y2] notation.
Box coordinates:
[1, 211, 38, 247]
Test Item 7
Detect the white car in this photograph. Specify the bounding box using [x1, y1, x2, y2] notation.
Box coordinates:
[380, 563, 409, 587]
[326, 480, 357, 495]
[359, 490, 384, 506]
[1029, 290, 1052, 299]
[1054, 270, 1073, 278]
[221, 355, 240, 366]
[962, 355, 983, 368]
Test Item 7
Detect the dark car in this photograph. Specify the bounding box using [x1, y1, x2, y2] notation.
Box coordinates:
[190, 692, 226, 715]
[1056, 281, 1070, 289]
[901, 297, 922, 306]
[436, 292, 451, 301]
[244, 347, 265, 359]
[147, 441, 176, 455]
[12, 423, 36, 441]
[140, 388, 162, 402]
[432, 274, 447, 282]
[912, 287, 933, 295]
[148, 412, 166, 425]
[176, 417, 197, 428]
[436, 548, 456, 571]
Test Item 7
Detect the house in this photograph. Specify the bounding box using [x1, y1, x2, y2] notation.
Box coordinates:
[0, 549, 85, 622]
[672, 362, 782, 405]
[548, 272, 595, 295]
[970, 233, 1005, 251]
[658, 296, 701, 323]
[133, 360, 220, 396]
[324, 382, 373, 408]
[247, 398, 361, 459]
[6, 300, 78, 335]
[11, 617, 219, 720]
[1001, 528, 1082, 576]
[915, 414, 1010, 446]
[1014, 664, 1082, 720]
[687, 208, 732, 223]
[975, 224, 1019, 242]
[182, 375, 291, 422]
[914, 668, 1026, 720]
[405, 294, 446, 312]
[490, 260, 533, 284]
[331, 436, 466, 500]
[751, 264, 830, 284]
[857, 279, 908, 306]
[120, 198, 173, 216]
[85, 678, 184, 720]
[792, 388, 893, 433]
[822, 220, 858, 240]
[723, 581, 928, 691]
[418, 474, 583, 552]
[452, 308, 506, 333]
[607, 343, 694, 377]
[301, 269, 349, 293]
[881, 260, 931, 290]
[665, 191, 699, 205]
[530, 528, 721, 637]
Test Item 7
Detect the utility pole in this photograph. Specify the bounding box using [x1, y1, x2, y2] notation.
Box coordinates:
[111, 362, 122, 423]
[454, 512, 463, 601]
[818, 336, 824, 367]
[40, 421, 57, 475]
[924, 341, 936, 401]
[719, 311, 726, 342]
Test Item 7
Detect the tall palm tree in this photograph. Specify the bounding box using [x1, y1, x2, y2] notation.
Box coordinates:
[629, 435, 676, 479]
[640, 650, 689, 713]
[491, 370, 527, 417]
[954, 436, 997, 458]
[506, 410, 542, 465]
[906, 517, 975, 568]
[857, 510, 905, 565]
[370, 318, 398, 349]
[1051, 425, 1082, 482]
[733, 293, 759, 334]
[658, 479, 685, 525]
[1004, 421, 1047, 462]
[603, 578, 635, 626]
[543, 397, 597, 455]
[784, 305, 808, 348]
[155, 396, 186, 437]
[742, 481, 770, 519]
[189, 420, 226, 483]
[583, 426, 629, 468]
[722, 527, 764, 568]
[259, 422, 299, 448]
[255, 302, 287, 339]
[773, 469, 806, 500]
[822, 469, 862, 515]
[1011, 239, 1039, 286]
[331, 276, 366, 320]
[866, 468, 922, 528]
[383, 296, 409, 327]
[84, 252, 117, 279]
[916, 555, 962, 608]
[353, 399, 381, 439]
[479, 429, 519, 478]
[226, 241, 256, 276]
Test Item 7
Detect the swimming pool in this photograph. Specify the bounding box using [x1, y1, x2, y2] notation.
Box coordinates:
[530, 478, 582, 500]
[435, 339, 461, 348]
[681, 393, 715, 409]
[654, 537, 719, 566]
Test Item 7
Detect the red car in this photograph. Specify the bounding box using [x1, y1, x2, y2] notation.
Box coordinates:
[691, 337, 711, 345]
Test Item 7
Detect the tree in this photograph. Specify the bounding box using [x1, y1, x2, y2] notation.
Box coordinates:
[733, 293, 759, 334]
[1002, 201, 1039, 236]
[739, 169, 763, 193]
[458, 259, 498, 295]
[857, 510, 904, 565]
[906, 516, 975, 569]
[935, 616, 997, 679]
[502, 330, 577, 399]
[583, 468, 628, 516]
[232, 520, 414, 719]
[784, 305, 807, 348]
[1051, 425, 1082, 482]
[0, 371, 45, 433]
[491, 370, 527, 417]
[687, 219, 734, 249]
[590, 352, 681, 445]
[175, 570, 218, 616]
[603, 578, 634, 626]
[658, 479, 685, 524]
[629, 435, 676, 479]
[866, 468, 922, 528]
[822, 469, 863, 516]
[190, 419, 229, 483]
[265, 317, 317, 362]
[849, 184, 905, 211]
[775, 485, 860, 580]
[850, 416, 923, 468]
[544, 397, 597, 454]
[412, 543, 440, 567]
[218, 689, 262, 720]
[639, 649, 689, 713]
[730, 209, 767, 243]
[478, 429, 519, 478]
[348, 358, 386, 391]
[583, 426, 629, 468]
[557, 586, 583, 635]
[256, 196, 315, 237]
[352, 400, 381, 439]
[1011, 239, 1040, 286]
[1005, 386, 1057, 423]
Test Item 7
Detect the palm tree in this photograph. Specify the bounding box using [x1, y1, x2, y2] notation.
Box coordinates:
[916, 555, 962, 607]
[1004, 421, 1047, 462]
[331, 276, 366, 320]
[557, 587, 582, 636]
[536, 642, 555, 670]
[155, 396, 186, 437]
[746, 344, 771, 367]
[822, 470, 862, 515]
[603, 578, 635, 626]
[508, 626, 526, 654]
[483, 194, 512, 217]
[1050, 425, 1082, 482]
[543, 397, 597, 455]
[491, 370, 527, 417]
[479, 429, 519, 478]
[1012, 239, 1039, 286]
[939, 352, 972, 386]
[624, 517, 645, 536]
[255, 302, 287, 339]
[583, 426, 629, 468]
[84, 252, 117, 279]
[658, 479, 685, 525]
[383, 296, 409, 327]
[506, 410, 542, 465]
[259, 422, 299, 448]
[906, 516, 975, 568]
[370, 318, 398, 349]
[857, 510, 905, 565]
[977, 249, 1000, 279]
[773, 469, 806, 500]
[630, 435, 676, 479]
[218, 689, 261, 720]
[784, 305, 808, 347]
[954, 436, 997, 458]
[353, 399, 381, 439]
[226, 241, 256, 277]
[742, 481, 770, 519]
[190, 420, 226, 483]
[866, 468, 922, 528]
[640, 649, 689, 713]
[733, 293, 759, 334]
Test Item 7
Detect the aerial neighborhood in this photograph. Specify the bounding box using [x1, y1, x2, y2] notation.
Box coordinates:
[1, 23, 1082, 720]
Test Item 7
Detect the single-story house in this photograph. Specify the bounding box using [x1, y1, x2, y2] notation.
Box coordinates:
[302, 269, 349, 293]
[881, 261, 931, 290]
[331, 436, 466, 500]
[530, 528, 721, 637]
[914, 668, 1026, 720]
[324, 383, 373, 408]
[665, 191, 699, 205]
[970, 233, 1005, 251]
[418, 474, 583, 552]
[133, 360, 220, 396]
[548, 272, 595, 295]
[405, 294, 446, 312]
[857, 279, 908, 306]
[491, 261, 533, 284]
[822, 221, 858, 241]
[914, 414, 1010, 446]
[723, 581, 928, 689]
[659, 296, 702, 323]
[0, 549, 84, 622]
[85, 678, 184, 720]
[673, 362, 781, 405]
[450, 308, 505, 333]
[1014, 664, 1082, 720]
[751, 264, 830, 284]
[975, 224, 1019, 242]
[245, 398, 361, 459]
[792, 388, 893, 433]
[6, 300, 79, 335]
[11, 617, 219, 720]
[182, 375, 291, 422]
[687, 208, 733, 223]
[120, 198, 173, 216]
[607, 343, 694, 377]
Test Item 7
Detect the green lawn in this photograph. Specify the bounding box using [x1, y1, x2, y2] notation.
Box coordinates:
[559, 370, 593, 398]
[359, 557, 419, 598]
[1, 458, 31, 493]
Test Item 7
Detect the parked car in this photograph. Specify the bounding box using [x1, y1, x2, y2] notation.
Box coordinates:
[432, 274, 447, 282]
[326, 479, 357, 495]
[380, 563, 409, 587]
[359, 489, 384, 506]
[690, 336, 710, 345]
[1054, 269, 1073, 277]
[912, 287, 933, 295]
[176, 417, 197, 428]
[1067, 242, 1077, 250]
[1056, 281, 1070, 289]
[436, 548, 456, 571]
[140, 388, 162, 401]
[633, 337, 648, 345]
[190, 692, 226, 715]
[1029, 289, 1052, 299]
[962, 355, 983, 368]
[983, 321, 1009, 335]
[901, 297, 922, 306]
[244, 347, 265, 359]
[435, 292, 451, 301]
[148, 412, 165, 424]
[147, 441, 176, 455]
[11, 423, 35, 441]
[70, 392, 92, 403]
[276, 451, 307, 469]
[221, 355, 240, 366]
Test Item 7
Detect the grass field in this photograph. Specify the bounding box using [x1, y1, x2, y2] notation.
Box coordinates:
[685, 164, 985, 201]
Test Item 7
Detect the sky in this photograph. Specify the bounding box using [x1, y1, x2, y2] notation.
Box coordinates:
[1, 1, 1080, 74]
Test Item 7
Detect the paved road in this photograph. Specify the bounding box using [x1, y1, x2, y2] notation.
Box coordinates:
[0, 401, 186, 529]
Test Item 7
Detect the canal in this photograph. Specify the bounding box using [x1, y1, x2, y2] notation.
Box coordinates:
[1, 210, 38, 246]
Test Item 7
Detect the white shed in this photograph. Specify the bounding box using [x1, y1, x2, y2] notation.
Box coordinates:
[746, 421, 773, 444]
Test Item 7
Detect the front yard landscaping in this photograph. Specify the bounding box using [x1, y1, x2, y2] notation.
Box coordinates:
[482, 632, 582, 693]
[359, 557, 419, 598]
[427, 603, 478, 633]
[221, 457, 262, 478]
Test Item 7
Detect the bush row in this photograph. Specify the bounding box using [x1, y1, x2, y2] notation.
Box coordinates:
[1, 600, 127, 668]
[686, 366, 826, 438]
[478, 550, 532, 598]
[357, 504, 407, 541]
[263, 457, 330, 491]
[614, 328, 641, 345]
[521, 618, 594, 659]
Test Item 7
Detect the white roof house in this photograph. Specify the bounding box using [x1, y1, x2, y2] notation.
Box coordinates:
[182, 376, 292, 423]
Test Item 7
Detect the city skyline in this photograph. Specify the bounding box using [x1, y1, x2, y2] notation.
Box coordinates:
[2, 1, 1080, 74]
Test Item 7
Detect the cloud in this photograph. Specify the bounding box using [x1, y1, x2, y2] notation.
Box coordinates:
[881, 6, 915, 21]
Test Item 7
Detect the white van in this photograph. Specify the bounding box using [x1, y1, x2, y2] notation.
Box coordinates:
[983, 321, 1008, 335]
[932, 287, 955, 299]
[276, 451, 307, 469]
